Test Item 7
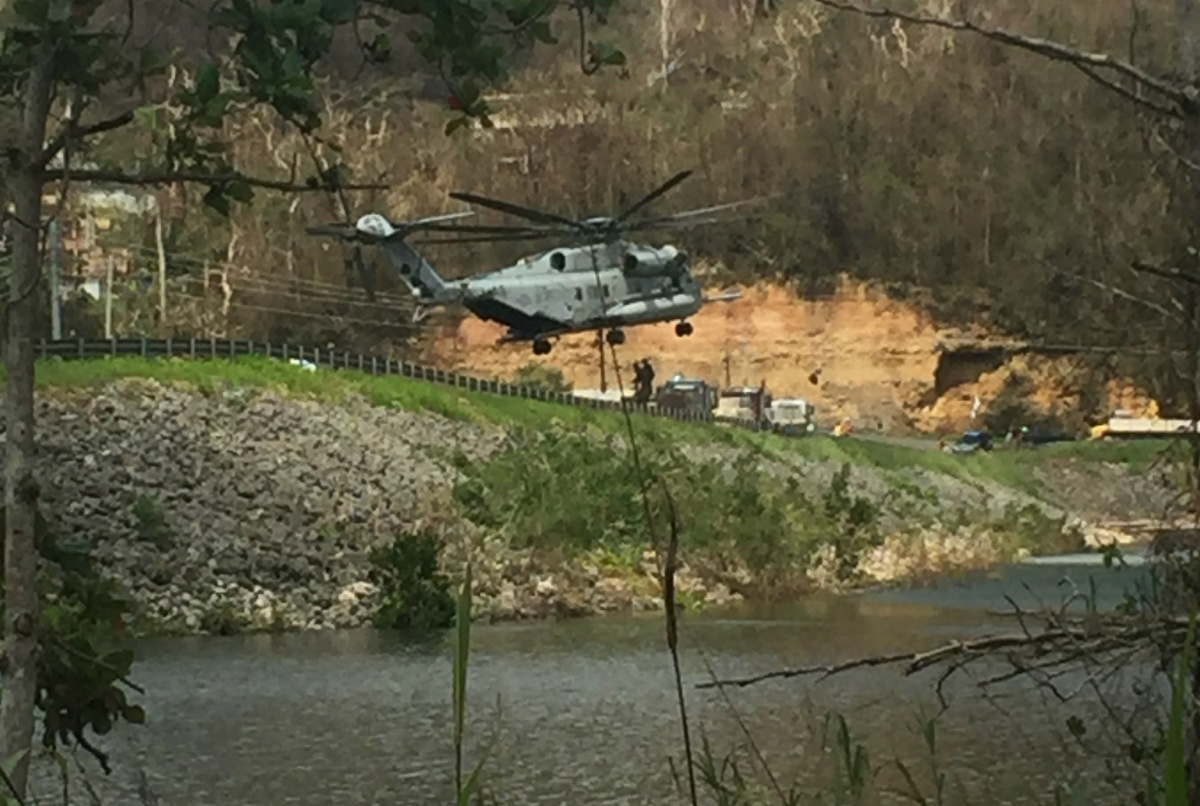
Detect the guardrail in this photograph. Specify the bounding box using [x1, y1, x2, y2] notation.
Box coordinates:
[33, 336, 771, 432]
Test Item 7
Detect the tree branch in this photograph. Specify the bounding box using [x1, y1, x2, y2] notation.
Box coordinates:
[811, 0, 1195, 116]
[39, 110, 136, 169]
[696, 615, 1189, 690]
[1071, 63, 1180, 118]
[1133, 261, 1200, 288]
[44, 168, 388, 192]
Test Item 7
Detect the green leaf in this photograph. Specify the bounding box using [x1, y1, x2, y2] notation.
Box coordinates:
[120, 704, 146, 725]
[102, 648, 136, 673]
[46, 0, 73, 23]
[132, 105, 160, 132]
[591, 41, 625, 66]
[444, 116, 470, 136]
[531, 20, 557, 44]
[195, 62, 221, 104]
[203, 186, 231, 217]
[226, 180, 254, 203]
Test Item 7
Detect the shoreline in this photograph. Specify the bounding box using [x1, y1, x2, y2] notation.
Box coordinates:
[128, 528, 1147, 638]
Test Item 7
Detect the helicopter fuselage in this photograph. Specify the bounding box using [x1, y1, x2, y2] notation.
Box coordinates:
[457, 239, 704, 341]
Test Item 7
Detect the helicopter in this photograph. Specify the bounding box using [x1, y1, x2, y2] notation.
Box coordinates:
[306, 169, 764, 355]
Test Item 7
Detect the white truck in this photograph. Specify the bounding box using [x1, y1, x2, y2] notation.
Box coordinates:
[766, 397, 816, 435]
[713, 385, 815, 435]
[1093, 409, 1197, 438]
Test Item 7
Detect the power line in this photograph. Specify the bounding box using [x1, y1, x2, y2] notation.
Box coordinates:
[119, 244, 409, 300]
[171, 291, 423, 331]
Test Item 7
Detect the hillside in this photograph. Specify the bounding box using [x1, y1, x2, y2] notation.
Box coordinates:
[59, 0, 1192, 419]
[39, 0, 1190, 446]
[12, 357, 1178, 636]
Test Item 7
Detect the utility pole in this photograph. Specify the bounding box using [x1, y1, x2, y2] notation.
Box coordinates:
[154, 204, 167, 330]
[104, 256, 113, 339]
[659, 0, 672, 88]
[597, 329, 607, 393]
[47, 217, 62, 340]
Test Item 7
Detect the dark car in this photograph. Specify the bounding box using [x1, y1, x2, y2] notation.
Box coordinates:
[1014, 426, 1077, 447]
[944, 430, 993, 454]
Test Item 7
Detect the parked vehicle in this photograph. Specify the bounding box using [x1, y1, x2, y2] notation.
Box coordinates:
[766, 397, 816, 435]
[943, 429, 994, 454]
[654, 374, 718, 415]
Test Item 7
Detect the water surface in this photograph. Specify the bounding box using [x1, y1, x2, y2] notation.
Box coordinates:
[31, 555, 1156, 805]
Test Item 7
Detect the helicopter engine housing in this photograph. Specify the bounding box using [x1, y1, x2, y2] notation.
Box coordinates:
[621, 244, 687, 278]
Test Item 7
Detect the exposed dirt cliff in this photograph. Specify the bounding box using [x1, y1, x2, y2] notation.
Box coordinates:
[424, 278, 1155, 434]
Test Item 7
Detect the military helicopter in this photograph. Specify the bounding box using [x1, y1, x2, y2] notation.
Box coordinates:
[306, 169, 763, 355]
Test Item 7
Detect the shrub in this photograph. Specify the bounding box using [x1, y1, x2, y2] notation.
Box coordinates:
[368, 529, 457, 630]
[0, 506, 145, 773]
[450, 425, 882, 590]
[511, 362, 572, 394]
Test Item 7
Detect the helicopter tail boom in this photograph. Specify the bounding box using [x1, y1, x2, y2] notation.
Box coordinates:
[351, 214, 462, 305]
[379, 239, 462, 305]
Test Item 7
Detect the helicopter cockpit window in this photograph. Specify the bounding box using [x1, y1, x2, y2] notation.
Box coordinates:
[550, 252, 566, 271]
[574, 288, 582, 301]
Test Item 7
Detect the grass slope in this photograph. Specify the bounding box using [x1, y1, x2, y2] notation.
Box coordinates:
[22, 355, 1173, 490]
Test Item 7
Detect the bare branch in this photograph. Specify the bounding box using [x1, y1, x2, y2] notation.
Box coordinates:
[1151, 129, 1200, 172]
[46, 168, 388, 192]
[696, 616, 1189, 690]
[811, 0, 1195, 116]
[1132, 261, 1200, 288]
[39, 110, 136, 169]
[1071, 63, 1179, 117]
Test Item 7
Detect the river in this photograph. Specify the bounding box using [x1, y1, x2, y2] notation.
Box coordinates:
[29, 552, 1160, 806]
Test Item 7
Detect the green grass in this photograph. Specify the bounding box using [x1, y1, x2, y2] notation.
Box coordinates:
[20, 355, 1173, 482]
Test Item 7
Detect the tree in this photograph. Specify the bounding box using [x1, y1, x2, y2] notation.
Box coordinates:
[0, 0, 625, 796]
[743, 1, 1200, 799]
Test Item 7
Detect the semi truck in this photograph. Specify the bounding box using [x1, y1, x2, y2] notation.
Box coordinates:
[1091, 409, 1198, 439]
[653, 374, 718, 415]
[712, 383, 815, 434]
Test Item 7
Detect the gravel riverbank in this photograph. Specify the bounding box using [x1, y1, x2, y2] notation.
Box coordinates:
[15, 376, 1176, 635]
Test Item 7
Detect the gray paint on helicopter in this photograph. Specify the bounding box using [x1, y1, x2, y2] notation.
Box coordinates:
[306, 169, 763, 355]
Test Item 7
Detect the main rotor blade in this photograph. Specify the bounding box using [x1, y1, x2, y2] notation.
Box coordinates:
[629, 196, 777, 229]
[306, 223, 359, 238]
[412, 231, 561, 245]
[410, 211, 475, 226]
[413, 222, 553, 236]
[449, 190, 581, 230]
[614, 169, 694, 224]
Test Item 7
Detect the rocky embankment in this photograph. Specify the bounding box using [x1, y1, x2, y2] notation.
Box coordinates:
[10, 377, 1178, 635]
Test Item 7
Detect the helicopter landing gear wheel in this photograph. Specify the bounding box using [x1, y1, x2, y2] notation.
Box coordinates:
[532, 338, 553, 356]
[675, 321, 694, 337]
[605, 328, 626, 346]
